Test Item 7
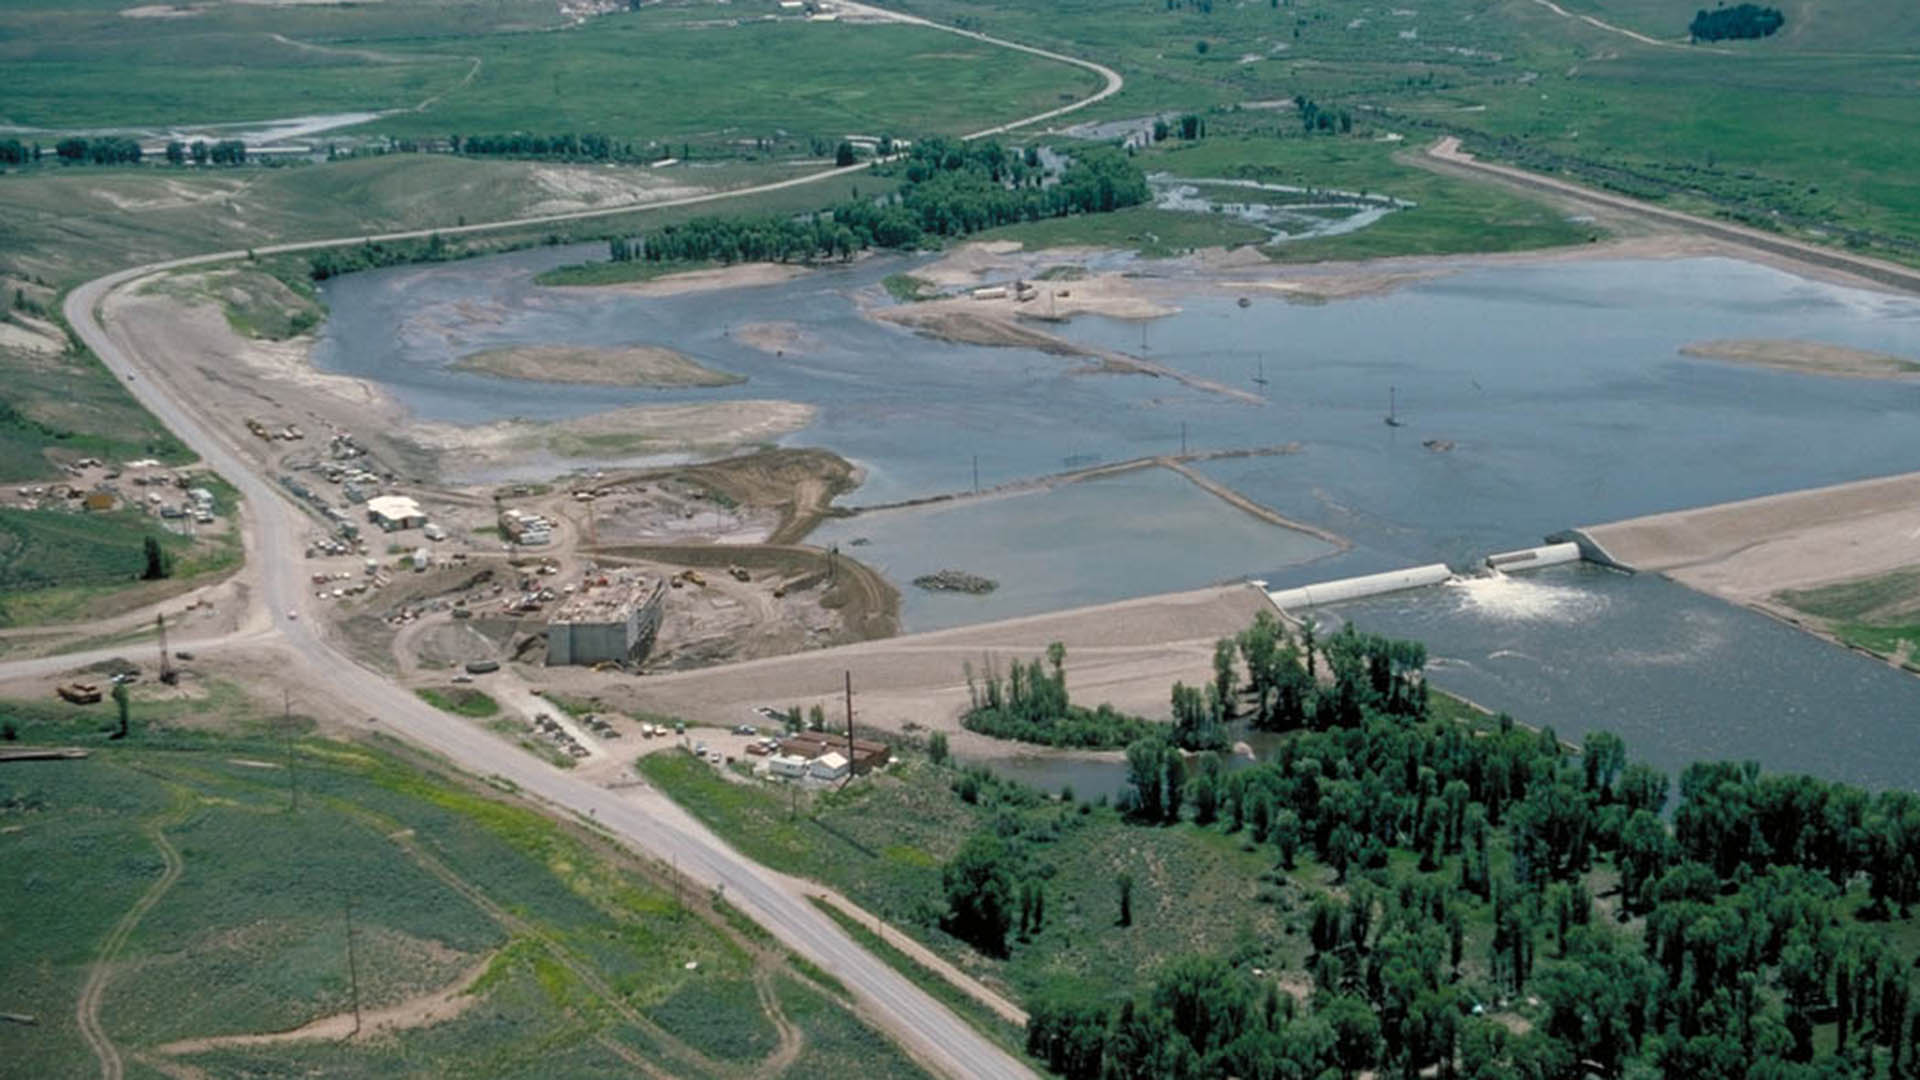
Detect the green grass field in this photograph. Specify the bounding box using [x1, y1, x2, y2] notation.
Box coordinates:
[984, 134, 1595, 260]
[880, 0, 1920, 264]
[0, 717, 927, 1078]
[1, 1, 1098, 142]
[639, 751, 1356, 1007]
[1777, 568, 1920, 669]
[0, 505, 223, 624]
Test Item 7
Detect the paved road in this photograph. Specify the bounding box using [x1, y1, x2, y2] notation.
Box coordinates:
[7, 6, 1139, 1074]
[55, 273, 1037, 1078]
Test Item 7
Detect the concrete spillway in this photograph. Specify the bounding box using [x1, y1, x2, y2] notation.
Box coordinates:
[1484, 542, 1582, 572]
[1266, 563, 1453, 611]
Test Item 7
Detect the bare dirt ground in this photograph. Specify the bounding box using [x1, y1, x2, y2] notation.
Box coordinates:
[588, 262, 810, 297]
[873, 285, 1260, 405]
[450, 344, 743, 387]
[101, 278, 810, 486]
[1678, 339, 1920, 379]
[151, 952, 495, 1056]
[542, 583, 1270, 761]
[1576, 471, 1920, 643]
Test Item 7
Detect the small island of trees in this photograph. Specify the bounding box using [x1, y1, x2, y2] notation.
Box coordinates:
[1691, 3, 1785, 41]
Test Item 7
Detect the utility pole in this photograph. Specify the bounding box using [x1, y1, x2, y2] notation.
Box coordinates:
[284, 689, 299, 813]
[843, 670, 855, 789]
[344, 897, 363, 1038]
[156, 614, 176, 685]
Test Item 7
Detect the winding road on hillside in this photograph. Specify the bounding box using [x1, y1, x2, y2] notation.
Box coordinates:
[9, 8, 1130, 1078]
[22, 3, 1920, 1074]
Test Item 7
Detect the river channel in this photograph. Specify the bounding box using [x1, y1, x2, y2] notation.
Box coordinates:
[313, 244, 1920, 791]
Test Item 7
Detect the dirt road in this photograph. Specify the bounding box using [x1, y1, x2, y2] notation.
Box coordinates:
[15, 6, 1140, 1074]
[1424, 137, 1920, 297]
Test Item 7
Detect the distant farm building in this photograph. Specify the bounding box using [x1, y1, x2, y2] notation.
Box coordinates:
[366, 494, 426, 531]
[545, 574, 666, 666]
[810, 751, 850, 781]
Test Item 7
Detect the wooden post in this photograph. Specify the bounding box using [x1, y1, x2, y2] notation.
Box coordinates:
[344, 897, 362, 1039]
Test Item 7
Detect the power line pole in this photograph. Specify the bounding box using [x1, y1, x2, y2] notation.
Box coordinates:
[842, 670, 855, 789]
[344, 896, 363, 1039]
[284, 689, 299, 813]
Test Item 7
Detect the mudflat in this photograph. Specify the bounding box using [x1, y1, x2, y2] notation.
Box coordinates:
[453, 344, 743, 387]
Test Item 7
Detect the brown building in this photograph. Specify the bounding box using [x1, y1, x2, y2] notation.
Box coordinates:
[778, 731, 891, 775]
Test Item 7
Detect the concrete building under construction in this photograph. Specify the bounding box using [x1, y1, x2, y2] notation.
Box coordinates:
[545, 575, 666, 666]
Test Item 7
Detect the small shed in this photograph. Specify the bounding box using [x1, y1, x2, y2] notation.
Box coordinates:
[367, 495, 426, 532]
[810, 751, 849, 781]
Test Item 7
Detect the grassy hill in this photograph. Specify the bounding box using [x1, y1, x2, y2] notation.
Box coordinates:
[0, 707, 930, 1079]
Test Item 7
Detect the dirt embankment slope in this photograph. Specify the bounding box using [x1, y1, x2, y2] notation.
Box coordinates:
[453, 345, 744, 387]
[1576, 470, 1920, 605]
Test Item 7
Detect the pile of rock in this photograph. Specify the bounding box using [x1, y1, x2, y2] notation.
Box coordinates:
[912, 569, 998, 594]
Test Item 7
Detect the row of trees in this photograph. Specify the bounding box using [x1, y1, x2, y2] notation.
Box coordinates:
[165, 139, 247, 166]
[454, 132, 621, 159]
[55, 136, 143, 165]
[609, 136, 1153, 271]
[929, 610, 1920, 1079]
[1690, 3, 1785, 40]
[1, 137, 251, 167]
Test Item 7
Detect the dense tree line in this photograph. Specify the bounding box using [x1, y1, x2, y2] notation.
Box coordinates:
[928, 610, 1920, 1079]
[308, 232, 464, 280]
[454, 132, 619, 159]
[0, 139, 41, 165]
[961, 643, 1167, 750]
[54, 136, 142, 165]
[1691, 3, 1785, 41]
[613, 136, 1152, 271]
[160, 139, 246, 166]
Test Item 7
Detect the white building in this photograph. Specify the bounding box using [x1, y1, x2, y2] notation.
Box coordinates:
[366, 494, 426, 532]
[769, 753, 810, 779]
[810, 751, 849, 781]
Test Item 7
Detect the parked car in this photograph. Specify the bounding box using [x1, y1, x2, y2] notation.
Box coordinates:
[733, 723, 757, 736]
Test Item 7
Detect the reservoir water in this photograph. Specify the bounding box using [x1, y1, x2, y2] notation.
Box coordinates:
[312, 245, 1920, 790]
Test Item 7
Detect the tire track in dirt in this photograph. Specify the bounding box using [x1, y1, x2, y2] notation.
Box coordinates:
[77, 795, 190, 1080]
[749, 968, 806, 1080]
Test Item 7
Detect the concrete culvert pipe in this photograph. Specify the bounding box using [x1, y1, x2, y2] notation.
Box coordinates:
[1265, 563, 1452, 610]
[1483, 542, 1581, 572]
